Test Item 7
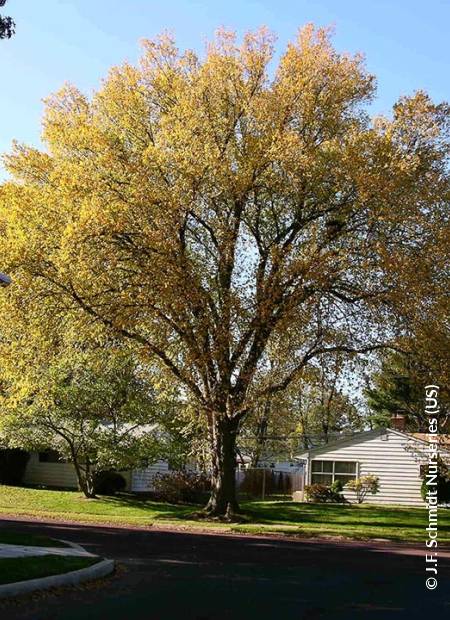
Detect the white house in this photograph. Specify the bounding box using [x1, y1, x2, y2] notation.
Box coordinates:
[22, 450, 303, 493]
[296, 427, 450, 506]
[22, 450, 171, 493]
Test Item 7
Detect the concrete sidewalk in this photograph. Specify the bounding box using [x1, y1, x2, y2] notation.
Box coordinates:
[0, 542, 95, 559]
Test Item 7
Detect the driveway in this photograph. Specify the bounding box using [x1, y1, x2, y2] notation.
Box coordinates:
[0, 518, 448, 619]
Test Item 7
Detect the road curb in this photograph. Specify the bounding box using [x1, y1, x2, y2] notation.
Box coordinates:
[56, 538, 95, 554]
[0, 558, 115, 599]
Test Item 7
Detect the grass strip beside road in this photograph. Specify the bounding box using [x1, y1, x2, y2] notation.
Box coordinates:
[0, 485, 448, 544]
[0, 555, 100, 585]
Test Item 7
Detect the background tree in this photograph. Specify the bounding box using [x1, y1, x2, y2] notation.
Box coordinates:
[298, 355, 363, 446]
[240, 355, 362, 464]
[365, 351, 450, 431]
[0, 342, 167, 498]
[1, 26, 448, 516]
[0, 1, 15, 39]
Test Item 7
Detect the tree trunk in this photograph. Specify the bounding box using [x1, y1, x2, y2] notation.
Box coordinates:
[73, 456, 96, 498]
[84, 470, 96, 498]
[205, 416, 239, 517]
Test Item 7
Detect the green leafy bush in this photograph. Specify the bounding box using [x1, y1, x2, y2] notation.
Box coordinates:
[152, 471, 210, 504]
[305, 483, 331, 502]
[304, 484, 338, 503]
[93, 470, 126, 495]
[0, 449, 30, 485]
[330, 480, 344, 494]
[420, 458, 450, 504]
[346, 475, 380, 503]
[305, 481, 346, 503]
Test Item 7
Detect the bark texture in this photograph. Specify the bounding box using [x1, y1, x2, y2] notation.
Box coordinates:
[205, 416, 240, 517]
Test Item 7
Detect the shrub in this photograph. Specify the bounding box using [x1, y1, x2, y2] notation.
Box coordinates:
[420, 458, 450, 504]
[330, 479, 344, 494]
[93, 470, 127, 495]
[305, 484, 332, 503]
[305, 482, 346, 503]
[152, 471, 210, 504]
[305, 483, 331, 502]
[346, 475, 380, 503]
[0, 449, 30, 485]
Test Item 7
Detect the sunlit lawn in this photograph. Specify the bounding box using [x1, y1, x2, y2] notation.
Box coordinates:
[237, 500, 450, 542]
[0, 485, 448, 543]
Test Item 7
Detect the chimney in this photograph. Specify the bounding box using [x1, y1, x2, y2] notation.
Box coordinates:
[391, 412, 406, 431]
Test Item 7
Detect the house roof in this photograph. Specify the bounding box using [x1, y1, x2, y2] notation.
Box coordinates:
[295, 428, 450, 460]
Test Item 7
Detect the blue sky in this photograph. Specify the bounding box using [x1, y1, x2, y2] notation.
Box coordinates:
[1, 0, 449, 174]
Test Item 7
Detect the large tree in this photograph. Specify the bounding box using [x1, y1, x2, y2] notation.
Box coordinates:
[1, 26, 448, 516]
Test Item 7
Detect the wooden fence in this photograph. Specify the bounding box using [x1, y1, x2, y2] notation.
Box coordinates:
[236, 467, 304, 500]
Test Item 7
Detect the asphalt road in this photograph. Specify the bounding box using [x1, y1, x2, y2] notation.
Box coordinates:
[0, 518, 448, 620]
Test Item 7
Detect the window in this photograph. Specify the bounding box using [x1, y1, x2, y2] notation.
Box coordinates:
[311, 460, 357, 485]
[38, 450, 63, 463]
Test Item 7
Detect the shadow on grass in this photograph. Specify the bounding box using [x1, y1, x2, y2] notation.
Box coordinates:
[94, 493, 199, 519]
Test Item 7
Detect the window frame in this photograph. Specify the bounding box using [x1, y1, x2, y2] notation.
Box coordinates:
[310, 459, 358, 485]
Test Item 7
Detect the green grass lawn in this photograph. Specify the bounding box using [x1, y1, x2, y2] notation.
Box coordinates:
[0, 485, 448, 543]
[236, 500, 450, 542]
[0, 555, 100, 585]
[0, 530, 70, 547]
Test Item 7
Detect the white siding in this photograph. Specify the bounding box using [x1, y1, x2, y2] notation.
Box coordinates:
[23, 452, 79, 489]
[304, 430, 432, 506]
[131, 461, 170, 492]
[23, 452, 132, 491]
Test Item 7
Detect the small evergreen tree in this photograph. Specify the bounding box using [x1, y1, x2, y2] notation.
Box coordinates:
[365, 352, 449, 431]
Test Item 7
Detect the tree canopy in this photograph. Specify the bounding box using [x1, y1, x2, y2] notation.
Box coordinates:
[1, 26, 448, 515]
[0, 337, 169, 497]
[365, 351, 450, 431]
